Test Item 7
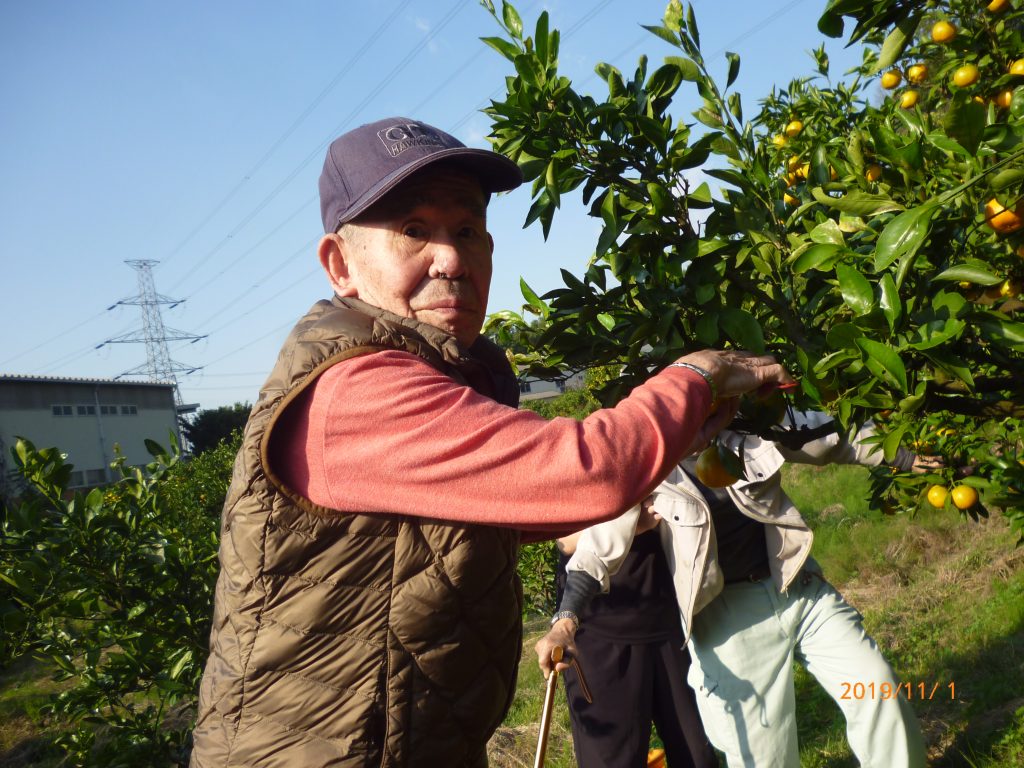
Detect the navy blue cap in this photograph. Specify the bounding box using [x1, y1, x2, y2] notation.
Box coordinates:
[318, 117, 523, 232]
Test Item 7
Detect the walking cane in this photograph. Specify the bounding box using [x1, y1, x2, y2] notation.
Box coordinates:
[532, 645, 563, 768]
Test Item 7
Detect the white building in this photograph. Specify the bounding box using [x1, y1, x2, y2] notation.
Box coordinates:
[518, 371, 587, 401]
[0, 375, 180, 490]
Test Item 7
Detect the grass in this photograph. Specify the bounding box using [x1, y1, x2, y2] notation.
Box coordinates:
[489, 464, 1024, 767]
[0, 656, 66, 767]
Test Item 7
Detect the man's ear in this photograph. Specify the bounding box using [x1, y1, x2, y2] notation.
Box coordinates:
[318, 233, 357, 296]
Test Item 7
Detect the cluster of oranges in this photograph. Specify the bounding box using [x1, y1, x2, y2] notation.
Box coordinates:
[874, 16, 1024, 239]
[881, 17, 1023, 114]
[926, 483, 979, 511]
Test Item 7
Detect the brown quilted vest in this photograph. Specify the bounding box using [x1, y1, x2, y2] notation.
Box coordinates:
[191, 297, 523, 768]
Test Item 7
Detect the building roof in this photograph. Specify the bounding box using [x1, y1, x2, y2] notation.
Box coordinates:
[0, 374, 175, 389]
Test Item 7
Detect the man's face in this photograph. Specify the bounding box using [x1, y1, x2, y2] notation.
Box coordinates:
[321, 168, 494, 346]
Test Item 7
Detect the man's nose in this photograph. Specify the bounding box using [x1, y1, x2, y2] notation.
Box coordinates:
[427, 237, 468, 279]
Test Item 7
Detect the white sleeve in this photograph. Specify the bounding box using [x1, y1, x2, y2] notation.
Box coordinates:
[564, 503, 641, 593]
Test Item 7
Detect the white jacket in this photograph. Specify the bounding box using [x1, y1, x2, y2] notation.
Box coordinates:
[566, 412, 886, 640]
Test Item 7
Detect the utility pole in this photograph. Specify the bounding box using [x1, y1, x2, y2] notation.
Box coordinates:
[99, 259, 205, 409]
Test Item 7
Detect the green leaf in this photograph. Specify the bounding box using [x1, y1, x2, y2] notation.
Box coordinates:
[725, 51, 740, 87]
[990, 168, 1024, 191]
[480, 36, 521, 61]
[792, 243, 843, 274]
[596, 313, 616, 332]
[535, 11, 549, 65]
[943, 97, 987, 156]
[818, 8, 844, 38]
[836, 263, 874, 315]
[879, 273, 902, 331]
[933, 262, 1002, 285]
[882, 422, 910, 463]
[643, 24, 682, 47]
[663, 55, 701, 82]
[921, 349, 975, 388]
[686, 3, 700, 47]
[169, 649, 194, 681]
[856, 338, 908, 393]
[809, 219, 846, 246]
[974, 316, 1024, 352]
[664, 0, 683, 32]
[502, 0, 523, 38]
[718, 308, 765, 353]
[925, 132, 970, 157]
[810, 188, 904, 217]
[144, 439, 165, 458]
[873, 14, 919, 73]
[873, 204, 936, 272]
[909, 318, 966, 350]
[520, 278, 548, 317]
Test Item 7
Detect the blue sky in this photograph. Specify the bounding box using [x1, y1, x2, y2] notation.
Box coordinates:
[0, 0, 865, 410]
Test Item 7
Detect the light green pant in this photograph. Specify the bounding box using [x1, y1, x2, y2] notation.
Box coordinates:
[686, 570, 925, 768]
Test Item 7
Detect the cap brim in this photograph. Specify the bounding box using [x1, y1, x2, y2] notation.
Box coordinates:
[338, 147, 523, 225]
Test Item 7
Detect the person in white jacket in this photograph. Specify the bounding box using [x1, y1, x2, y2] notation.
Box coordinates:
[540, 411, 933, 768]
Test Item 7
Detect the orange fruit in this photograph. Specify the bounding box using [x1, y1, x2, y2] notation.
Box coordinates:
[927, 485, 948, 509]
[985, 198, 1024, 234]
[995, 89, 1015, 109]
[865, 163, 883, 182]
[900, 90, 919, 109]
[931, 20, 956, 44]
[881, 70, 902, 89]
[997, 278, 1022, 298]
[784, 119, 804, 138]
[951, 485, 978, 510]
[783, 192, 800, 206]
[786, 155, 803, 173]
[907, 63, 928, 84]
[648, 748, 666, 768]
[772, 134, 788, 148]
[953, 64, 980, 87]
[988, 0, 1009, 11]
[695, 446, 741, 488]
[1010, 59, 1024, 77]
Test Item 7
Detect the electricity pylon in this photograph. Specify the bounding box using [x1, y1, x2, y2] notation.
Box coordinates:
[99, 259, 206, 406]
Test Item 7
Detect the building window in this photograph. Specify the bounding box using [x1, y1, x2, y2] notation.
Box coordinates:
[85, 468, 108, 485]
[121, 405, 138, 415]
[77, 405, 96, 416]
[100, 405, 118, 415]
[519, 381, 532, 394]
[68, 470, 85, 487]
[52, 404, 73, 416]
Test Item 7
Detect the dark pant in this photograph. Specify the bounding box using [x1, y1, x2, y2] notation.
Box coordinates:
[563, 629, 718, 768]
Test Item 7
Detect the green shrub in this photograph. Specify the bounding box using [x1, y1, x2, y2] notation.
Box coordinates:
[0, 436, 236, 766]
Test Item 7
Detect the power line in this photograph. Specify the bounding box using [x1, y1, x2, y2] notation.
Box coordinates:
[166, 0, 468, 298]
[159, 0, 416, 275]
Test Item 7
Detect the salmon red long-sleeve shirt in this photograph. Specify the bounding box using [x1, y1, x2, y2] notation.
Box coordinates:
[273, 350, 712, 541]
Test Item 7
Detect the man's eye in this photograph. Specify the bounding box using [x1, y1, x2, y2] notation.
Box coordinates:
[460, 226, 481, 239]
[403, 225, 426, 238]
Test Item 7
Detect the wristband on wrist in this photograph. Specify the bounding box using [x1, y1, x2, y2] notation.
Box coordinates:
[550, 610, 580, 631]
[668, 361, 718, 403]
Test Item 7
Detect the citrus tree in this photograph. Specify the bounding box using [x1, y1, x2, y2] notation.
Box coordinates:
[480, 0, 1024, 538]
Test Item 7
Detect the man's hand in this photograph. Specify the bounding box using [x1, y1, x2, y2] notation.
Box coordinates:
[677, 350, 795, 400]
[911, 454, 945, 473]
[536, 620, 576, 678]
[634, 496, 662, 535]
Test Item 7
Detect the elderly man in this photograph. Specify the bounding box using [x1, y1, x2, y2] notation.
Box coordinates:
[190, 116, 792, 768]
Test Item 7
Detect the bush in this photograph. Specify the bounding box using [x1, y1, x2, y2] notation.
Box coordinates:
[0, 435, 237, 766]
